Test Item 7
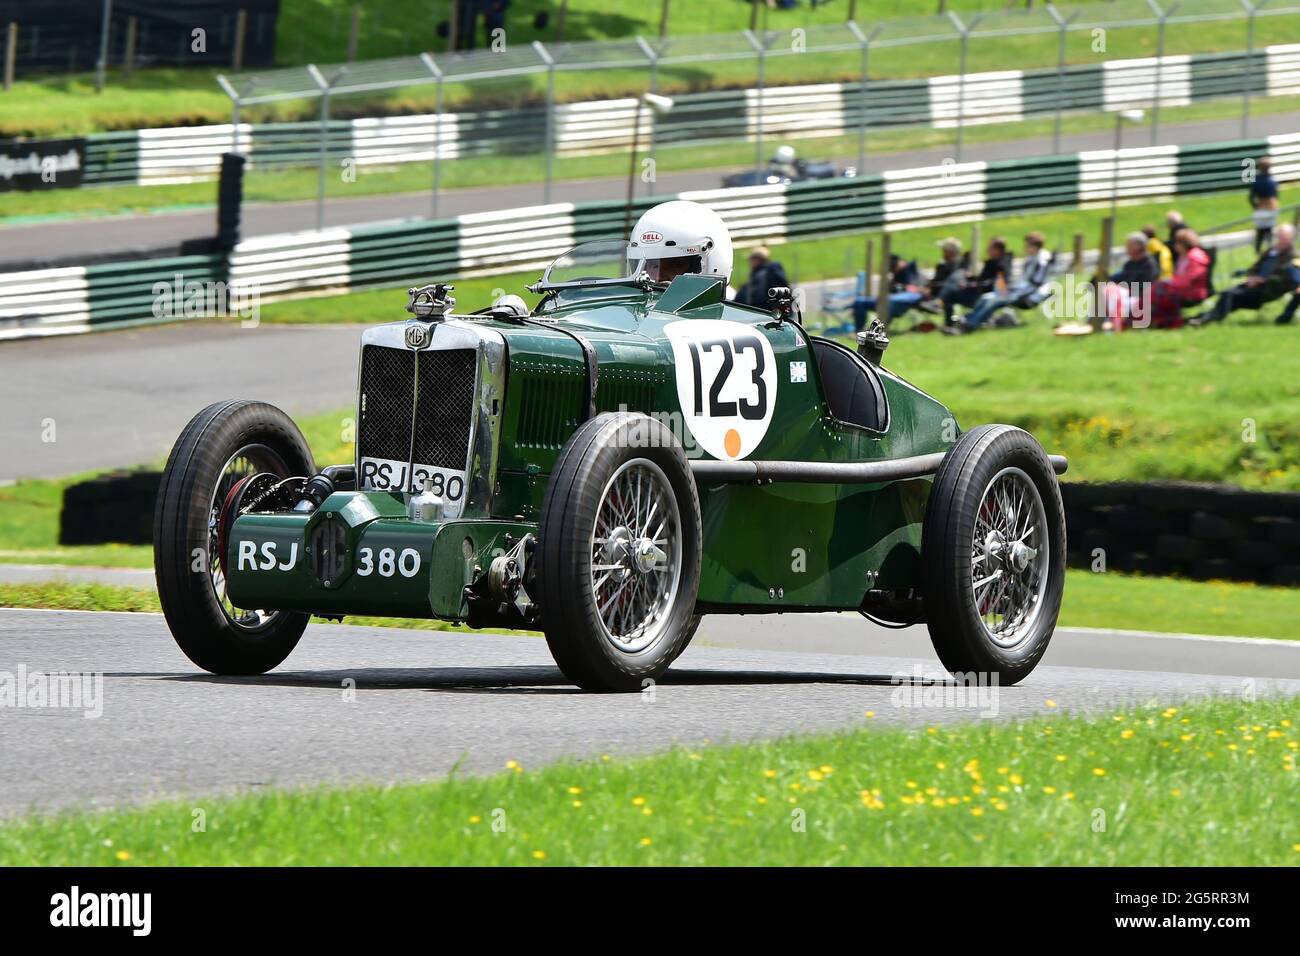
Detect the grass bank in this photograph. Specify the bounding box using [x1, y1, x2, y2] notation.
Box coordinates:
[2, 695, 1295, 865]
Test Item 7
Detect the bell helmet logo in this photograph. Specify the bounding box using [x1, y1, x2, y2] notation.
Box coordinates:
[640, 231, 663, 243]
[405, 323, 431, 349]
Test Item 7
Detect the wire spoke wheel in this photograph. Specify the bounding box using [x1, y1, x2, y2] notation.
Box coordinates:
[970, 466, 1050, 648]
[207, 443, 286, 632]
[589, 458, 683, 654]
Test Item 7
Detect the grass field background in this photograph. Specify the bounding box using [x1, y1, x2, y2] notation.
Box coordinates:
[5, 0, 1299, 137]
[2, 695, 1295, 865]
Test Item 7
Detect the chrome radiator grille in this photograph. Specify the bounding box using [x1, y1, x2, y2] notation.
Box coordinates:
[413, 348, 477, 469]
[357, 344, 478, 482]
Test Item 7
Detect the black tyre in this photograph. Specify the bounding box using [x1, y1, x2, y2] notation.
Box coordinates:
[154, 400, 315, 675]
[537, 413, 702, 692]
[921, 425, 1066, 685]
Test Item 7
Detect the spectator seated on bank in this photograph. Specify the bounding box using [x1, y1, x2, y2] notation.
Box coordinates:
[940, 237, 1013, 329]
[943, 232, 1053, 335]
[1150, 228, 1212, 329]
[852, 255, 923, 331]
[1190, 223, 1300, 327]
[1102, 233, 1160, 331]
[1142, 225, 1174, 280]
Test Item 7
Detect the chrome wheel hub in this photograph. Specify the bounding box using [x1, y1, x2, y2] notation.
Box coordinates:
[589, 459, 683, 655]
[970, 466, 1050, 648]
[208, 444, 286, 633]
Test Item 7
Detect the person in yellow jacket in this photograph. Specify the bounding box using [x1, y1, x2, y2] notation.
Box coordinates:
[1142, 225, 1174, 280]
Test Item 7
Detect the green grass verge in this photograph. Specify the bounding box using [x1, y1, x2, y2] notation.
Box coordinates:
[0, 407, 353, 571]
[0, 581, 515, 634]
[2, 695, 1295, 865]
[3, 570, 1296, 640]
[7, 91, 1299, 221]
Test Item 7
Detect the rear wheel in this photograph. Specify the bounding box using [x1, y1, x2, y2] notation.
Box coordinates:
[921, 425, 1065, 685]
[537, 413, 702, 692]
[154, 400, 315, 675]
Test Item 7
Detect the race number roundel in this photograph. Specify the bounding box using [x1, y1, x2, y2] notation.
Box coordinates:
[664, 319, 777, 461]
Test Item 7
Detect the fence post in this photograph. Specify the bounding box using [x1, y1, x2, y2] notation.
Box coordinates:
[743, 29, 768, 175]
[534, 40, 556, 204]
[123, 16, 137, 79]
[1146, 0, 1178, 146]
[947, 12, 981, 163]
[3, 22, 16, 92]
[216, 73, 242, 154]
[878, 232, 893, 327]
[95, 0, 113, 93]
[232, 8, 247, 71]
[420, 52, 444, 218]
[307, 64, 343, 232]
[1045, 4, 1078, 155]
[636, 36, 661, 196]
[347, 6, 361, 62]
[1072, 232, 1085, 271]
[846, 21, 883, 176]
[1240, 0, 1268, 139]
[1095, 216, 1115, 328]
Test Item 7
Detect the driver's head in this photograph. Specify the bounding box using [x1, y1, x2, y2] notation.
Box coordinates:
[627, 200, 734, 286]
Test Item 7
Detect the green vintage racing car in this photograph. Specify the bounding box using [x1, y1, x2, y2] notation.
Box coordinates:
[154, 201, 1068, 692]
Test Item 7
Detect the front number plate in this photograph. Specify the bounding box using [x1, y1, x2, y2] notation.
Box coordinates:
[359, 456, 467, 513]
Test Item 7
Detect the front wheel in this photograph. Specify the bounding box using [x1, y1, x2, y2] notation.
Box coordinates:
[537, 413, 702, 692]
[921, 425, 1066, 685]
[154, 400, 315, 675]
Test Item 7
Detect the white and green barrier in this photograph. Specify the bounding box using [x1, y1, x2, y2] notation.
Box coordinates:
[74, 44, 1300, 188]
[3, 132, 1297, 340]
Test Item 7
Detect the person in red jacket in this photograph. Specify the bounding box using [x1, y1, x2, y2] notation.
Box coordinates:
[1151, 229, 1210, 328]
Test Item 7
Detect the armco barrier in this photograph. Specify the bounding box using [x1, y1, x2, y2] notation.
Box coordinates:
[1063, 483, 1300, 587]
[78, 44, 1300, 187]
[4, 132, 1298, 341]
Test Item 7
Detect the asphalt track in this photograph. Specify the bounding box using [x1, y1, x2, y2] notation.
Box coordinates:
[0, 322, 366, 481]
[1, 607, 1297, 816]
[3, 111, 1297, 266]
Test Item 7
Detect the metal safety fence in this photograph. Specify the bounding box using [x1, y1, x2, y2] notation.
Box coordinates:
[5, 132, 1297, 340]
[78, 44, 1300, 191]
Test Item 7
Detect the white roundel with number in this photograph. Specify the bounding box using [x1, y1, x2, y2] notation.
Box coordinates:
[664, 319, 777, 461]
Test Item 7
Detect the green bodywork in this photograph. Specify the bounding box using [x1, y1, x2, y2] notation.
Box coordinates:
[226, 275, 956, 623]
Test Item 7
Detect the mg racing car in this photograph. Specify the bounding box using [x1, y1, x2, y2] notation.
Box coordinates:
[154, 201, 1068, 692]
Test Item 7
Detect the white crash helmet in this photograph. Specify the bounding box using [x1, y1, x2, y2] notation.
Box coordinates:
[773, 144, 797, 165]
[626, 200, 733, 286]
